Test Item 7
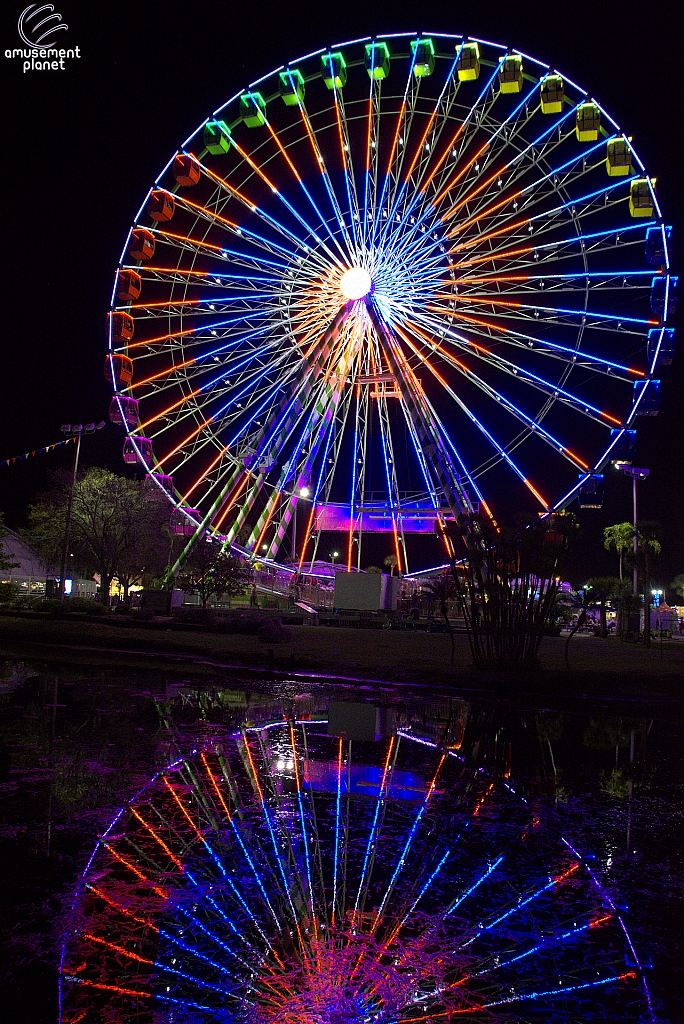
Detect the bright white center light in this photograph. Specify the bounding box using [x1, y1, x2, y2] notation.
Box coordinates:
[339, 266, 372, 300]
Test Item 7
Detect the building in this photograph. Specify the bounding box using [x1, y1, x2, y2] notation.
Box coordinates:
[0, 527, 48, 599]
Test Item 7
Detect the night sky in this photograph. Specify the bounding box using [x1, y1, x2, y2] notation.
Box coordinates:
[2, 0, 682, 588]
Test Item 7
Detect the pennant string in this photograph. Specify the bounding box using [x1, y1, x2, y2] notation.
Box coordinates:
[1, 436, 76, 467]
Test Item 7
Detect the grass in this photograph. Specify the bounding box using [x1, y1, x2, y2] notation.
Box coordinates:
[0, 613, 682, 699]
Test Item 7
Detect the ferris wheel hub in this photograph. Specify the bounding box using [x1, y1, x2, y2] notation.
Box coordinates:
[339, 266, 372, 300]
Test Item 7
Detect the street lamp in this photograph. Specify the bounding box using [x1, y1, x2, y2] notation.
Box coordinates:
[330, 551, 339, 568]
[619, 465, 649, 597]
[58, 421, 106, 599]
[290, 485, 311, 564]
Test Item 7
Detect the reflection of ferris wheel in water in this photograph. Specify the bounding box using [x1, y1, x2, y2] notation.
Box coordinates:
[107, 33, 675, 574]
[60, 710, 653, 1022]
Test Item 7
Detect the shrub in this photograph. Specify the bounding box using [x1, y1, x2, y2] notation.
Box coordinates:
[0, 582, 20, 604]
[134, 608, 156, 621]
[257, 617, 291, 644]
[69, 596, 105, 614]
[171, 605, 216, 626]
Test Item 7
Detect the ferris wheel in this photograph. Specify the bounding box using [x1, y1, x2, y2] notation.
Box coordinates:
[107, 32, 676, 575]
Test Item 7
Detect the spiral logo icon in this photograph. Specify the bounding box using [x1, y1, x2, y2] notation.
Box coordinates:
[17, 4, 68, 48]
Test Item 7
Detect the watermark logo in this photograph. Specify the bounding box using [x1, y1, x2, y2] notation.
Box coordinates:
[18, 4, 68, 48]
[6, 3, 80, 71]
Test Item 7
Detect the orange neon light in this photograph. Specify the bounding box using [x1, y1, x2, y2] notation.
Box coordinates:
[215, 474, 250, 530]
[103, 842, 167, 898]
[229, 138, 281, 196]
[182, 447, 230, 502]
[130, 807, 184, 871]
[444, 190, 522, 238]
[84, 933, 154, 966]
[130, 356, 198, 391]
[137, 386, 203, 432]
[265, 122, 302, 182]
[66, 978, 152, 999]
[438, 149, 511, 213]
[184, 152, 260, 209]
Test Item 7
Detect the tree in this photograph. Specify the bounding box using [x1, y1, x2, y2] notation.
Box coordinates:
[365, 565, 382, 574]
[176, 541, 247, 610]
[443, 512, 578, 671]
[604, 522, 633, 580]
[671, 574, 684, 603]
[383, 554, 398, 576]
[25, 469, 169, 604]
[422, 574, 456, 665]
[585, 576, 621, 637]
[113, 482, 171, 602]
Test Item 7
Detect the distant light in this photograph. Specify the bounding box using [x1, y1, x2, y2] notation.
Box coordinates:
[299, 486, 310, 498]
[262, 544, 268, 551]
[277, 759, 285, 771]
[339, 266, 371, 300]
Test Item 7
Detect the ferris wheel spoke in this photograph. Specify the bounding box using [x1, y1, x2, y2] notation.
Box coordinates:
[401, 49, 462, 192]
[453, 219, 653, 274]
[401, 315, 593, 471]
[371, 44, 423, 246]
[426, 302, 646, 381]
[369, 302, 473, 515]
[430, 101, 578, 226]
[152, 223, 299, 268]
[440, 133, 611, 241]
[286, 87, 356, 251]
[327, 86, 361, 250]
[227, 134, 348, 270]
[407, 307, 624, 429]
[120, 306, 277, 355]
[438, 291, 655, 333]
[177, 153, 322, 258]
[449, 172, 639, 260]
[393, 323, 551, 508]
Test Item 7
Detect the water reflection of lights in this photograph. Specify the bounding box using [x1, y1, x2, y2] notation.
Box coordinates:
[60, 711, 653, 1023]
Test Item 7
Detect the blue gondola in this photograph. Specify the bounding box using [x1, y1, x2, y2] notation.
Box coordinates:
[633, 380, 661, 416]
[609, 428, 636, 465]
[647, 328, 676, 367]
[650, 275, 678, 318]
[578, 474, 604, 508]
[645, 225, 672, 266]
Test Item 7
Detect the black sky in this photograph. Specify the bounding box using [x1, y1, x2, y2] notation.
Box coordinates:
[1, 0, 682, 587]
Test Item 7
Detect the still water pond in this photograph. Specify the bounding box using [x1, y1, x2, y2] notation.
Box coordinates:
[0, 659, 682, 1023]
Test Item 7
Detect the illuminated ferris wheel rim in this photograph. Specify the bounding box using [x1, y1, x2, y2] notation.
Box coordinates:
[107, 30, 674, 572]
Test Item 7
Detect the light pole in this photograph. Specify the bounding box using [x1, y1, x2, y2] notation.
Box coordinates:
[330, 550, 339, 569]
[291, 486, 310, 564]
[58, 421, 105, 599]
[620, 466, 649, 597]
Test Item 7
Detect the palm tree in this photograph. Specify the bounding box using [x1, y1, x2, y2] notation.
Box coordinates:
[671, 574, 684, 603]
[604, 522, 633, 580]
[383, 554, 398, 576]
[626, 522, 662, 648]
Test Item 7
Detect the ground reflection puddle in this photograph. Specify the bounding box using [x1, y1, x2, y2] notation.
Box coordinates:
[0, 661, 681, 1022]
